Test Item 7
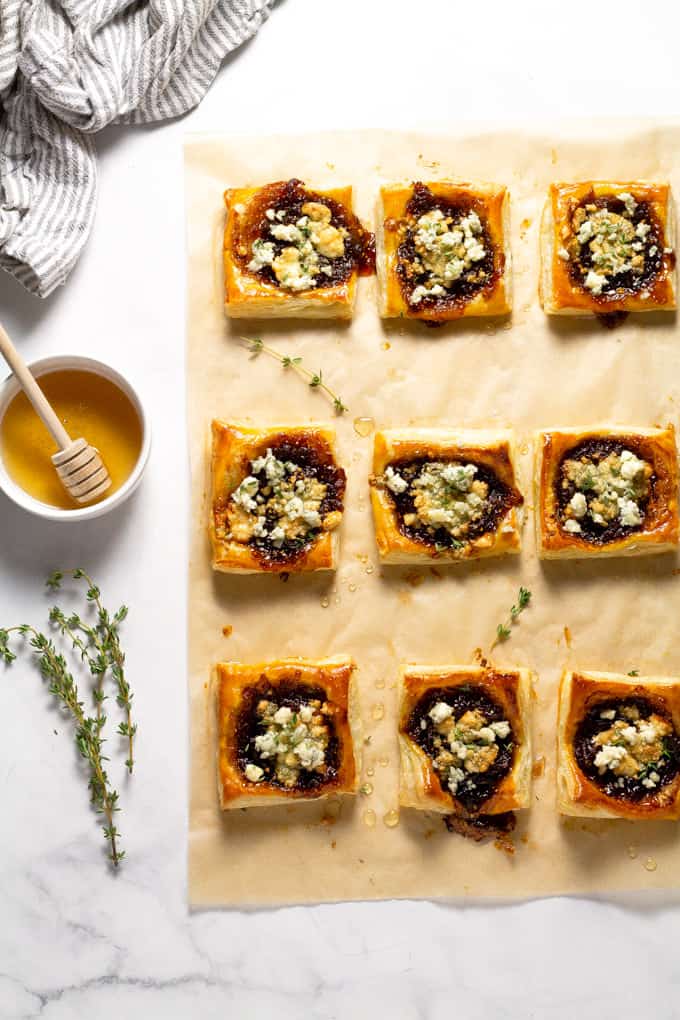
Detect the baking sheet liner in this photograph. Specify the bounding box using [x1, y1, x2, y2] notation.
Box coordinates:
[186, 126, 680, 906]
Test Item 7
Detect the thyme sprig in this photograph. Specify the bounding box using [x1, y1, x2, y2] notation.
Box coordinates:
[493, 586, 532, 646]
[0, 570, 136, 868]
[0, 623, 124, 867]
[47, 569, 136, 772]
[241, 336, 348, 414]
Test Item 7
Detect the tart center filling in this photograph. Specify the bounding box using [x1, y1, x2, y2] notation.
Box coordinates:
[397, 184, 497, 309]
[376, 456, 519, 551]
[240, 179, 374, 292]
[557, 441, 652, 541]
[560, 193, 666, 298]
[574, 697, 680, 800]
[225, 442, 345, 561]
[407, 686, 514, 812]
[237, 682, 340, 791]
[249, 200, 349, 292]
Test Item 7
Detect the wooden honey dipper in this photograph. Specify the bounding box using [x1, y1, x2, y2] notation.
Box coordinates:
[0, 322, 111, 505]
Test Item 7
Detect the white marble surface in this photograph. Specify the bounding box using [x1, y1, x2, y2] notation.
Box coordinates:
[2, 0, 680, 1015]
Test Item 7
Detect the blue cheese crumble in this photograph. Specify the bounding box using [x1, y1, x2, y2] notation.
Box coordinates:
[561, 194, 667, 296]
[381, 460, 490, 543]
[244, 696, 331, 787]
[561, 448, 651, 534]
[427, 702, 511, 796]
[248, 201, 347, 292]
[227, 448, 341, 549]
[409, 207, 488, 305]
[591, 705, 671, 790]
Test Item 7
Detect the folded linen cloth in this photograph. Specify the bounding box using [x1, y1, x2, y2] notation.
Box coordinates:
[0, 0, 274, 297]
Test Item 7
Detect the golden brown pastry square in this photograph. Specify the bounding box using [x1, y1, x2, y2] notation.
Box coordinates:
[557, 669, 680, 820]
[398, 665, 533, 816]
[375, 180, 512, 322]
[535, 425, 680, 559]
[223, 179, 373, 318]
[209, 421, 346, 574]
[369, 428, 524, 564]
[540, 180, 677, 316]
[215, 656, 360, 810]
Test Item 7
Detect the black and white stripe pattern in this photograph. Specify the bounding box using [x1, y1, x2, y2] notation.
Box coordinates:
[0, 0, 274, 297]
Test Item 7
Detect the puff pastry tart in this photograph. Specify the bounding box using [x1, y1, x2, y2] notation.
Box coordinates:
[540, 181, 677, 315]
[375, 180, 512, 322]
[369, 428, 524, 563]
[210, 422, 346, 573]
[223, 179, 374, 318]
[536, 425, 679, 559]
[398, 665, 533, 816]
[557, 670, 680, 820]
[215, 656, 360, 809]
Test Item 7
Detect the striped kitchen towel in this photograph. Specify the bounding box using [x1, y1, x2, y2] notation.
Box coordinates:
[0, 0, 274, 298]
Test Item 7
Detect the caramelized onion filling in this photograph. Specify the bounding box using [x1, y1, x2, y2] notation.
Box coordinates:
[406, 685, 515, 813]
[573, 696, 680, 800]
[396, 183, 500, 312]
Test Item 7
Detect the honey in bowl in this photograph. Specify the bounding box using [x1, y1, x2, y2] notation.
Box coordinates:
[0, 370, 142, 509]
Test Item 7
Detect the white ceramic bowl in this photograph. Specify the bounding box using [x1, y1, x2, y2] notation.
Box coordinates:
[0, 355, 151, 522]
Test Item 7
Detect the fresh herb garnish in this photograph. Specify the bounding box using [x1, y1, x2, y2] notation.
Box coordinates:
[493, 586, 532, 646]
[0, 570, 136, 868]
[241, 336, 348, 414]
[628, 669, 640, 677]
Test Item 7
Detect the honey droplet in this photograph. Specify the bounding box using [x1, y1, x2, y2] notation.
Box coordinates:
[366, 767, 375, 777]
[365, 564, 374, 574]
[363, 809, 377, 828]
[221, 625, 233, 638]
[383, 809, 400, 828]
[357, 553, 368, 564]
[361, 782, 373, 795]
[627, 844, 638, 860]
[381, 341, 391, 351]
[519, 440, 529, 456]
[348, 583, 357, 593]
[378, 756, 389, 768]
[371, 703, 385, 721]
[353, 416, 375, 438]
[644, 857, 658, 872]
[320, 596, 330, 608]
[333, 595, 341, 605]
[375, 678, 385, 690]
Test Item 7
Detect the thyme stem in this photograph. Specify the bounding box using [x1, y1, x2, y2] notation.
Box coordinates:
[240, 336, 348, 414]
[492, 586, 532, 648]
[48, 569, 136, 773]
[0, 624, 124, 867]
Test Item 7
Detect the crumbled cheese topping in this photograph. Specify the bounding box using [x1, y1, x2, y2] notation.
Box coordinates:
[384, 465, 408, 494]
[243, 696, 331, 787]
[248, 201, 347, 291]
[408, 206, 489, 305]
[226, 447, 341, 550]
[425, 701, 512, 797]
[381, 460, 489, 544]
[561, 195, 666, 296]
[244, 763, 264, 783]
[560, 447, 651, 535]
[590, 705, 672, 791]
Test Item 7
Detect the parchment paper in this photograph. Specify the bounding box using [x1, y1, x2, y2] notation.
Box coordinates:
[186, 126, 680, 906]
